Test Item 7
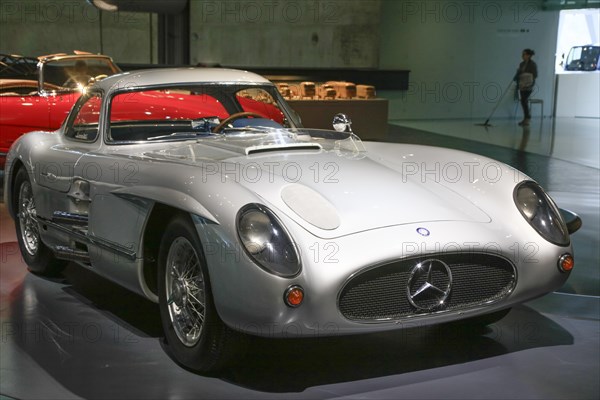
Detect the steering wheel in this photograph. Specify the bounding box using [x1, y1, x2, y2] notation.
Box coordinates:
[212, 111, 265, 133]
[89, 74, 108, 83]
[62, 74, 107, 88]
[62, 74, 93, 88]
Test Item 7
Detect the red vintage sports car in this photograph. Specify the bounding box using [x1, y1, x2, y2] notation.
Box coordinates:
[0, 52, 121, 167]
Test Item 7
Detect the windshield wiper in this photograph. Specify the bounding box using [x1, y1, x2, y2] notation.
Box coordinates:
[220, 126, 280, 134]
[147, 131, 213, 141]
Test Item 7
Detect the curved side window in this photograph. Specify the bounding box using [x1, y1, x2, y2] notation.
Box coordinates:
[65, 92, 102, 142]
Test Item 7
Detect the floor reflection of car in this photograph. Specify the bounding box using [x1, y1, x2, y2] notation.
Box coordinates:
[0, 52, 121, 167]
[563, 45, 600, 71]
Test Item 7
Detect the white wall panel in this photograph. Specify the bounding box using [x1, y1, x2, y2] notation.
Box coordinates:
[379, 0, 560, 120]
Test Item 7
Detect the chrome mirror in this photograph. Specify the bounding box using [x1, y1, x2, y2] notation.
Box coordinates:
[333, 113, 352, 133]
[559, 208, 582, 235]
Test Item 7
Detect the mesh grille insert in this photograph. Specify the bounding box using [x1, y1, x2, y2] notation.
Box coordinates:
[338, 253, 516, 321]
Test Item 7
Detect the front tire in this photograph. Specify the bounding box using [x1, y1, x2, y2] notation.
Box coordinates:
[157, 214, 242, 373]
[13, 168, 66, 275]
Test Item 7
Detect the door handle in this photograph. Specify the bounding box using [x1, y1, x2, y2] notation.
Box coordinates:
[41, 171, 57, 180]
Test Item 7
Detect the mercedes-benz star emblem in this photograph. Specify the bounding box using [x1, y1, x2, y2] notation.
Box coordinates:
[407, 259, 453, 311]
[416, 227, 430, 237]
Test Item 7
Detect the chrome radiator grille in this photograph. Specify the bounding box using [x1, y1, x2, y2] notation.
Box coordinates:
[338, 253, 516, 321]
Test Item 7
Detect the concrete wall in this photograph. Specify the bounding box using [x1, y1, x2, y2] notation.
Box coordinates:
[0, 0, 157, 64]
[378, 0, 560, 120]
[189, 0, 382, 68]
[1, 0, 568, 122]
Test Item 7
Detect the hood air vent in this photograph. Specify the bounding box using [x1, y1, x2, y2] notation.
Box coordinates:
[246, 143, 322, 155]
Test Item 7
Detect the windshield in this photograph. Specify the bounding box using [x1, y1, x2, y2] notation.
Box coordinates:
[42, 57, 120, 89]
[107, 84, 302, 142]
[565, 46, 600, 71]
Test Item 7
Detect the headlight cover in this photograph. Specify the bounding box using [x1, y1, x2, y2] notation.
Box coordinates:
[514, 181, 570, 246]
[237, 204, 301, 277]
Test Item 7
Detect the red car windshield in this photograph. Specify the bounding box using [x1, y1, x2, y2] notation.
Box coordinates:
[43, 57, 120, 89]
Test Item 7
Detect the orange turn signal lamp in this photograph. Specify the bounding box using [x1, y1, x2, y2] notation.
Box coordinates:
[558, 254, 574, 272]
[284, 285, 304, 308]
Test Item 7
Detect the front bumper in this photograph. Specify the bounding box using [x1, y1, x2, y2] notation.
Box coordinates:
[198, 219, 571, 338]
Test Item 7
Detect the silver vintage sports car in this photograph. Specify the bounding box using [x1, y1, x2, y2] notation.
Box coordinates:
[4, 68, 580, 372]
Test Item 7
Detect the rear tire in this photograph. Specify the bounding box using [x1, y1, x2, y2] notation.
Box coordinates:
[13, 168, 66, 276]
[157, 214, 242, 373]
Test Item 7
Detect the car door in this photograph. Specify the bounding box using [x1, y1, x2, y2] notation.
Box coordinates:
[36, 91, 103, 194]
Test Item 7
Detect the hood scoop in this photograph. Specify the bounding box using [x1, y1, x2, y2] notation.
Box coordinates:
[246, 143, 322, 155]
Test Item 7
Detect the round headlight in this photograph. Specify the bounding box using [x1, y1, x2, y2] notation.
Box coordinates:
[514, 181, 569, 246]
[238, 210, 273, 254]
[237, 204, 301, 277]
[516, 185, 539, 219]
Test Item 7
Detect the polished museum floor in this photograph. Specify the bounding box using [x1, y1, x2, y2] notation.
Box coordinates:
[0, 117, 598, 399]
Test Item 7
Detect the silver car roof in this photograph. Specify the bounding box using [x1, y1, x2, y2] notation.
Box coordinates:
[95, 67, 272, 94]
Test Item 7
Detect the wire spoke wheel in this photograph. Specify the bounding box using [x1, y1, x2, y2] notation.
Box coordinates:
[165, 236, 206, 347]
[158, 215, 244, 372]
[18, 179, 39, 256]
[12, 168, 66, 275]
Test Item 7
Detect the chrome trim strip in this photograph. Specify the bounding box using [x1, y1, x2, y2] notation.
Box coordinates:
[39, 217, 136, 260]
[52, 211, 89, 224]
[53, 245, 91, 263]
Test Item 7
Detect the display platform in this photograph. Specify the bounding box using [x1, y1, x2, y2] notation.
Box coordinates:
[288, 98, 389, 141]
[0, 249, 598, 399]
